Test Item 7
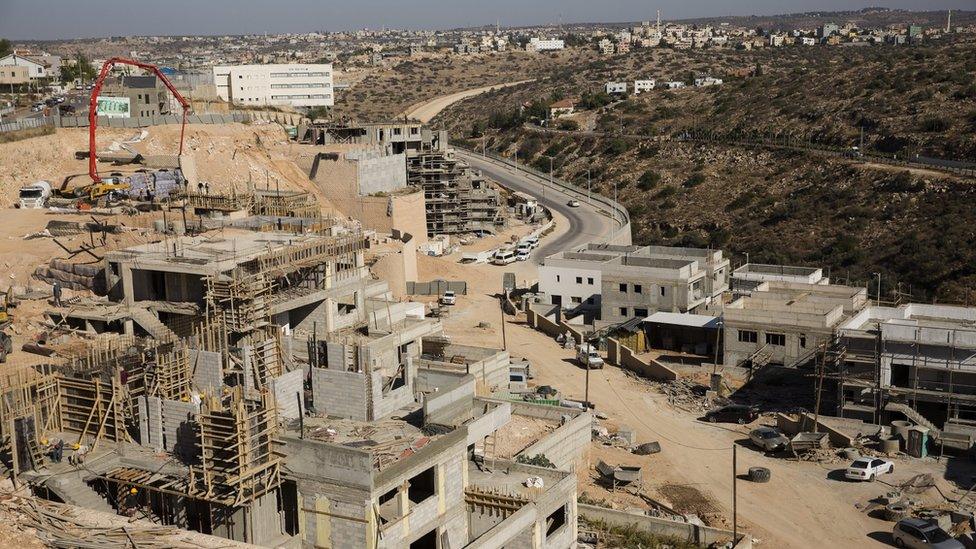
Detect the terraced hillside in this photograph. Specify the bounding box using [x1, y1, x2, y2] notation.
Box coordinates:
[432, 37, 976, 303]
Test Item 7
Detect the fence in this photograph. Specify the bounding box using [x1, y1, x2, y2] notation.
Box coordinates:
[455, 148, 632, 245]
[0, 110, 308, 133]
[406, 280, 468, 295]
[0, 116, 51, 133]
[522, 123, 976, 178]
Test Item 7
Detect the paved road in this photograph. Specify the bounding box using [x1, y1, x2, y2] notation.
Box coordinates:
[401, 80, 533, 123]
[458, 150, 616, 262]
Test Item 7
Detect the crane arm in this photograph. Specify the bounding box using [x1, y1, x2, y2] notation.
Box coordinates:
[88, 57, 191, 183]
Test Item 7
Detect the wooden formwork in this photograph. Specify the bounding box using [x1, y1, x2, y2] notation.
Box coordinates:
[190, 389, 281, 506]
[56, 374, 130, 449]
[146, 344, 192, 401]
[206, 275, 272, 335]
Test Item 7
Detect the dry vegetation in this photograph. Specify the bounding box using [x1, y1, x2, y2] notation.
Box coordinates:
[331, 50, 595, 121]
[432, 37, 976, 303]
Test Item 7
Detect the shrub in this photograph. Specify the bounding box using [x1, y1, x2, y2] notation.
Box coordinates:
[604, 138, 631, 155]
[919, 117, 950, 132]
[637, 170, 661, 190]
[557, 119, 579, 131]
[683, 172, 706, 188]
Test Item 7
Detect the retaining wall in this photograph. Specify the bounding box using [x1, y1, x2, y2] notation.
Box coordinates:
[607, 338, 678, 381]
[578, 504, 747, 548]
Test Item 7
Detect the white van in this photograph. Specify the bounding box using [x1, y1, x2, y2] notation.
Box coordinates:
[523, 236, 540, 249]
[515, 242, 532, 261]
[576, 343, 604, 369]
[492, 249, 517, 265]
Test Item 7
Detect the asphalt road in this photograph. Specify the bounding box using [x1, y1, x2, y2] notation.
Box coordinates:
[458, 150, 616, 263]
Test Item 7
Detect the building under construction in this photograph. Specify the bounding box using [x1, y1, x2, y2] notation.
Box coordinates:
[3, 210, 584, 547]
[831, 303, 976, 450]
[296, 121, 505, 236]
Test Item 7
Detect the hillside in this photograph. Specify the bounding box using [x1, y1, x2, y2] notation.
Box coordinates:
[432, 38, 976, 303]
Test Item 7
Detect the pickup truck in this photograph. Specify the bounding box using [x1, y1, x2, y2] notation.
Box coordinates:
[440, 291, 457, 306]
[577, 343, 604, 369]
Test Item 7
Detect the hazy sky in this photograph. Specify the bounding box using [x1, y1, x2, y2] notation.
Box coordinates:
[0, 0, 968, 41]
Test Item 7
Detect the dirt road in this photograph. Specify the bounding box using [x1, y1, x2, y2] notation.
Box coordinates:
[401, 80, 533, 123]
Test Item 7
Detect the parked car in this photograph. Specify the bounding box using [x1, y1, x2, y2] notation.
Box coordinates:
[749, 426, 789, 452]
[576, 343, 604, 369]
[845, 457, 894, 481]
[892, 517, 964, 548]
[439, 291, 457, 306]
[567, 199, 581, 207]
[492, 249, 516, 265]
[523, 236, 540, 249]
[515, 242, 532, 261]
[703, 404, 759, 424]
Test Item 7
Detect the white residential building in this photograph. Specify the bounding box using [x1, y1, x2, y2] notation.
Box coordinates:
[633, 79, 656, 94]
[527, 38, 565, 52]
[662, 81, 686, 89]
[212, 63, 334, 108]
[694, 77, 723, 87]
[539, 243, 730, 324]
[598, 39, 615, 55]
[605, 82, 627, 94]
[0, 54, 48, 79]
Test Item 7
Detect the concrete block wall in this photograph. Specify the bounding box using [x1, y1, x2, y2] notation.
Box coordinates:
[423, 374, 476, 424]
[161, 399, 199, 458]
[139, 395, 164, 451]
[518, 410, 593, 471]
[608, 337, 678, 381]
[270, 369, 305, 420]
[300, 489, 370, 549]
[189, 349, 222, 392]
[370, 369, 415, 420]
[311, 367, 367, 420]
[578, 503, 740, 547]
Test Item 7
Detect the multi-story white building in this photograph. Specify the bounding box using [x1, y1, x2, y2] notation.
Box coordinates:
[539, 243, 730, 324]
[212, 63, 334, 108]
[527, 38, 565, 51]
[605, 82, 627, 94]
[633, 79, 656, 94]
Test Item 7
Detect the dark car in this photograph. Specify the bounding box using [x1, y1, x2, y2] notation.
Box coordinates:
[703, 404, 759, 424]
[892, 517, 964, 548]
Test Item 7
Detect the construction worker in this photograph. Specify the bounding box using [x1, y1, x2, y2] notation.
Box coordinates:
[52, 281, 63, 307]
[48, 439, 64, 463]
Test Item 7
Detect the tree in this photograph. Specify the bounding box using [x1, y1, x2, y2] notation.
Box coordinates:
[61, 53, 97, 83]
[0, 39, 11, 58]
[306, 106, 330, 120]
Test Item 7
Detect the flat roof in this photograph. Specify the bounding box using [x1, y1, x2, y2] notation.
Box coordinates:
[643, 311, 721, 329]
[300, 415, 444, 471]
[105, 230, 329, 274]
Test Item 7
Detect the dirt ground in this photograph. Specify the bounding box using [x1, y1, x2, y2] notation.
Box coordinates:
[0, 123, 327, 209]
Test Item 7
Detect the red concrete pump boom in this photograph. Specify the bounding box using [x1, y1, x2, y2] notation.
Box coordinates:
[88, 57, 191, 183]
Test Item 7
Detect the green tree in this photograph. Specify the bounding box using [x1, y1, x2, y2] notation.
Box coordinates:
[0, 39, 12, 58]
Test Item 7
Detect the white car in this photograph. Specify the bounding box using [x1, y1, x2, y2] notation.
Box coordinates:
[440, 291, 457, 305]
[845, 457, 893, 481]
[523, 236, 540, 249]
[567, 200, 581, 207]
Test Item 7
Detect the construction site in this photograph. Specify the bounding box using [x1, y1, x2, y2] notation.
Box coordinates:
[4, 46, 976, 549]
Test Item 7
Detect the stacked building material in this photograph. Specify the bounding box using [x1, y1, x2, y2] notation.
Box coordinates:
[33, 259, 105, 293]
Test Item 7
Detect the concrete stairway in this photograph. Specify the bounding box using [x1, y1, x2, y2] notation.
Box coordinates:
[45, 471, 114, 514]
[129, 308, 177, 341]
[885, 402, 942, 439]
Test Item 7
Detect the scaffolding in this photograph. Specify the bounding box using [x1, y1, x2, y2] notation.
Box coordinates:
[190, 389, 281, 506]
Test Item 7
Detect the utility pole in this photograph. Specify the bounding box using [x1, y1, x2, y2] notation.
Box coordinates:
[732, 445, 738, 544]
[874, 272, 882, 303]
[587, 167, 591, 205]
[500, 290, 508, 350]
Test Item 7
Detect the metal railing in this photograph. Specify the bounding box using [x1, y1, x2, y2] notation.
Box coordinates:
[456, 147, 632, 244]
